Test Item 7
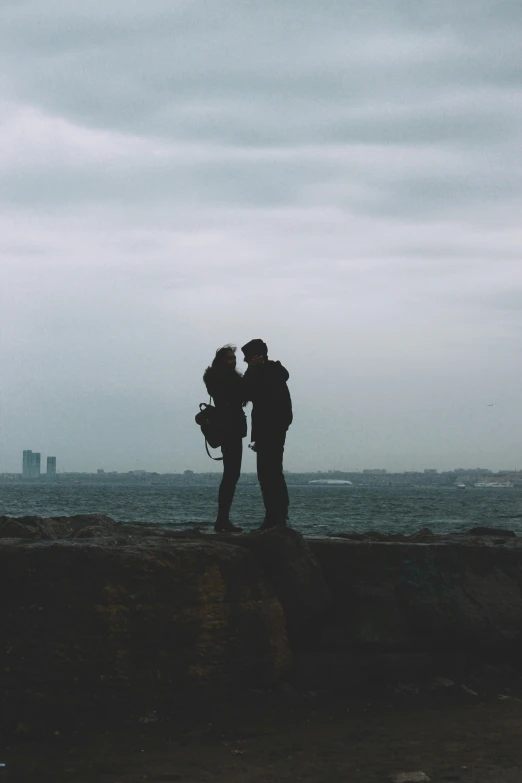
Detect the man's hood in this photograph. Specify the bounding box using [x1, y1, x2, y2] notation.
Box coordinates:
[267, 360, 289, 382]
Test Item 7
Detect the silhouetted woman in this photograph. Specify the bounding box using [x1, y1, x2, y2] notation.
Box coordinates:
[203, 345, 247, 532]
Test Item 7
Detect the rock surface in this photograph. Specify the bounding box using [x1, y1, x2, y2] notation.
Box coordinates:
[309, 536, 522, 652]
[2, 515, 522, 731]
[231, 527, 332, 648]
[466, 526, 517, 538]
[0, 526, 290, 730]
[0, 515, 56, 539]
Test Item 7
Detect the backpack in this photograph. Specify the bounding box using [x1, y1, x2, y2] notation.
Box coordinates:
[194, 399, 224, 461]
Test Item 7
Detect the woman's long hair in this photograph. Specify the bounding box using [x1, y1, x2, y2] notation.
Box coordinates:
[204, 345, 242, 382]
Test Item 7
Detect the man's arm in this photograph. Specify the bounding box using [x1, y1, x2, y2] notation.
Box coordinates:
[241, 367, 255, 402]
[241, 360, 264, 402]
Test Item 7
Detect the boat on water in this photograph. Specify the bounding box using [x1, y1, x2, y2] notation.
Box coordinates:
[456, 483, 466, 489]
[308, 479, 353, 486]
[474, 481, 513, 488]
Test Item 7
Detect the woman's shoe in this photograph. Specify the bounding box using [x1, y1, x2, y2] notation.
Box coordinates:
[214, 519, 243, 533]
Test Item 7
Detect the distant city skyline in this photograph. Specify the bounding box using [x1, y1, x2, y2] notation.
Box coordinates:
[4, 445, 521, 477]
[6, 453, 521, 478]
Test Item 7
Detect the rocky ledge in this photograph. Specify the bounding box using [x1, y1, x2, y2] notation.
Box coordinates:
[1, 515, 521, 731]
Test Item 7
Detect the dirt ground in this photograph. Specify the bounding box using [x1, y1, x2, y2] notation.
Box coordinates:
[2, 682, 522, 783]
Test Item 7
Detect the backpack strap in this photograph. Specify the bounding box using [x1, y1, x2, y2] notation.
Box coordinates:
[205, 439, 224, 461]
[205, 395, 223, 460]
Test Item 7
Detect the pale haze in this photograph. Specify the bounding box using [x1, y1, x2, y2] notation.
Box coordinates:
[1, 1, 521, 474]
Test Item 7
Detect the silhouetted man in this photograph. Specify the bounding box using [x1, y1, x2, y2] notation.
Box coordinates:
[241, 339, 293, 530]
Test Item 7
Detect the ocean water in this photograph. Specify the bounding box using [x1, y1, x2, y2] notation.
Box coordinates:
[1, 482, 522, 536]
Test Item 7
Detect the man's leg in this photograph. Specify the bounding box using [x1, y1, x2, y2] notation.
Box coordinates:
[256, 444, 272, 521]
[256, 432, 288, 527]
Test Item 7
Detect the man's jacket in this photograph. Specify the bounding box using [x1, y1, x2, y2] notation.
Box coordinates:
[242, 360, 293, 441]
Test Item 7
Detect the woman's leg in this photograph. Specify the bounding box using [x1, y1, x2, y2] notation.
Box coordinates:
[215, 438, 243, 531]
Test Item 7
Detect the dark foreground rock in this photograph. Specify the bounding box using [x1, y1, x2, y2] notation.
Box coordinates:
[231, 526, 332, 647]
[310, 536, 522, 653]
[0, 515, 56, 539]
[466, 526, 517, 537]
[8, 686, 522, 783]
[2, 515, 522, 732]
[0, 531, 290, 731]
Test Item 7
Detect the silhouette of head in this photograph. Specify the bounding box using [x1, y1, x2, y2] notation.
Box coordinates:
[212, 345, 237, 371]
[242, 339, 268, 363]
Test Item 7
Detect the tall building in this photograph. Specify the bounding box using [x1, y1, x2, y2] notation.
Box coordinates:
[47, 456, 57, 477]
[22, 450, 32, 479]
[30, 452, 41, 479]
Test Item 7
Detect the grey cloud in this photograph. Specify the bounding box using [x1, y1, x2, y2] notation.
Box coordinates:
[2, 1, 520, 142]
[1, 110, 520, 223]
[472, 288, 522, 313]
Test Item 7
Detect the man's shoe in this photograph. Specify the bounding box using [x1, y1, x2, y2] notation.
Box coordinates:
[214, 519, 243, 533]
[258, 516, 286, 531]
[258, 518, 277, 531]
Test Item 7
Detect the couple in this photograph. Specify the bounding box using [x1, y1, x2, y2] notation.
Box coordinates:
[203, 338, 293, 533]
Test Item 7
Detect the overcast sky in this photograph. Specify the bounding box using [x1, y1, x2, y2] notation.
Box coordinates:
[1, 0, 521, 474]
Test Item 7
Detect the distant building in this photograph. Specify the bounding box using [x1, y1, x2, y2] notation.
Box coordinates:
[424, 469, 438, 474]
[47, 456, 57, 477]
[362, 469, 387, 475]
[30, 452, 41, 478]
[22, 449, 42, 478]
[22, 450, 32, 479]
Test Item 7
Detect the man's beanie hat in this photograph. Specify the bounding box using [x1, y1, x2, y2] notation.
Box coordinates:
[242, 339, 268, 359]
